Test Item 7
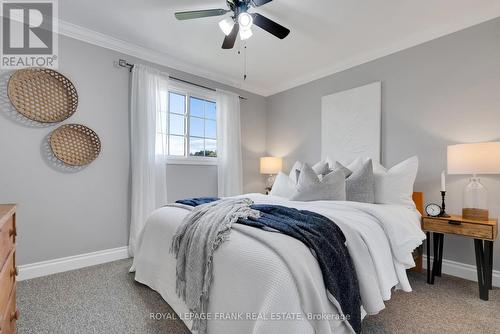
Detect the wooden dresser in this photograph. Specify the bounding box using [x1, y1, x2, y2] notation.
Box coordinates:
[0, 205, 19, 334]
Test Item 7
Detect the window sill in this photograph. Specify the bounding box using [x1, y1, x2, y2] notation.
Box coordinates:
[166, 157, 218, 166]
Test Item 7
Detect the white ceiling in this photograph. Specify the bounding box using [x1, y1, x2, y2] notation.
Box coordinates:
[59, 0, 500, 96]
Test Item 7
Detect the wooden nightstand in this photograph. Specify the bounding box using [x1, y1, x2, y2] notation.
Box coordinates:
[422, 215, 498, 300]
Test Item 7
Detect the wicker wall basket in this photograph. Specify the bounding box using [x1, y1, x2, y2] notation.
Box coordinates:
[8, 68, 78, 123]
[49, 124, 101, 166]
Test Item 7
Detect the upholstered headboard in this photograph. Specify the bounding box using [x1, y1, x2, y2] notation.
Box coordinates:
[321, 82, 382, 164]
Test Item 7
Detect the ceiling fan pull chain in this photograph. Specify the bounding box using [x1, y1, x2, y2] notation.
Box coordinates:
[243, 45, 248, 81]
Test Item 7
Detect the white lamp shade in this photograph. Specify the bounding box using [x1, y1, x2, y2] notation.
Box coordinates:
[447, 142, 500, 174]
[260, 157, 282, 175]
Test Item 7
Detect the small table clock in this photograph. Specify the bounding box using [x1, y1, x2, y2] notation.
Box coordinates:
[425, 203, 441, 217]
[425, 191, 450, 217]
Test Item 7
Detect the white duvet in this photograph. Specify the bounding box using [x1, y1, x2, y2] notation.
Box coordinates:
[131, 193, 425, 334]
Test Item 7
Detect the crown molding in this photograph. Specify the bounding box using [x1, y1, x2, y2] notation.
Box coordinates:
[266, 12, 500, 96]
[58, 19, 267, 97]
[58, 11, 500, 98]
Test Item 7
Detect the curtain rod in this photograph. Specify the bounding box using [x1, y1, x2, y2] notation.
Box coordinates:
[117, 59, 247, 100]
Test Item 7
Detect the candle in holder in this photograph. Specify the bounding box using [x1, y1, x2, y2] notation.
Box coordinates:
[441, 170, 446, 192]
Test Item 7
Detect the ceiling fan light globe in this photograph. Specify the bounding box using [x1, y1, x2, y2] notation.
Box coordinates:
[238, 12, 253, 29]
[240, 27, 253, 40]
[219, 18, 234, 36]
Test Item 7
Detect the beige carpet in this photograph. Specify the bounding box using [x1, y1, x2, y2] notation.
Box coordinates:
[363, 270, 499, 333]
[17, 258, 499, 333]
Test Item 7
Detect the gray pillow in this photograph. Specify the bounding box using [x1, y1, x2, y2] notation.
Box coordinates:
[312, 160, 331, 176]
[332, 161, 353, 178]
[294, 160, 332, 183]
[345, 159, 375, 203]
[290, 163, 346, 202]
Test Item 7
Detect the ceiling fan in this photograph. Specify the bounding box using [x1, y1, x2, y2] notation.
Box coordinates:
[175, 0, 290, 49]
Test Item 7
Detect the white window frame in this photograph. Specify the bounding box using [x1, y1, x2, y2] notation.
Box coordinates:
[164, 82, 218, 165]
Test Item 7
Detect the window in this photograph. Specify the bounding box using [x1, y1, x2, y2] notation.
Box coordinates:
[156, 87, 217, 161]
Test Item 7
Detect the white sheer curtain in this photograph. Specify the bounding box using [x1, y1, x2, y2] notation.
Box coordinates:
[216, 89, 243, 197]
[129, 64, 169, 256]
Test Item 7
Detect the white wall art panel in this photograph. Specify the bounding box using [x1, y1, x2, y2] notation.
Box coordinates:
[321, 82, 381, 164]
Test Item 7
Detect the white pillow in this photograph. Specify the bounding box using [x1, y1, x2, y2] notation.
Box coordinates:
[373, 156, 418, 207]
[270, 172, 296, 198]
[290, 164, 346, 202]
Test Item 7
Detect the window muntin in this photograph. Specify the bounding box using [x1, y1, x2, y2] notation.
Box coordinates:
[157, 90, 217, 159]
[188, 97, 217, 157]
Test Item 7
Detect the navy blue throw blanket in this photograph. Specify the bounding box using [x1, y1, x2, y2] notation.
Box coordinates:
[175, 198, 361, 333]
[176, 197, 219, 207]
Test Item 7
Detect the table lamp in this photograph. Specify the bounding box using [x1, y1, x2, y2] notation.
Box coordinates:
[447, 142, 500, 220]
[260, 157, 282, 193]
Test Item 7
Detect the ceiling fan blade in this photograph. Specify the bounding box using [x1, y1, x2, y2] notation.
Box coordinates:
[251, 13, 290, 39]
[222, 24, 239, 49]
[251, 0, 273, 7]
[175, 9, 228, 20]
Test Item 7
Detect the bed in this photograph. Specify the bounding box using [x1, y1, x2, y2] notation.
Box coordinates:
[131, 192, 425, 334]
[132, 84, 425, 333]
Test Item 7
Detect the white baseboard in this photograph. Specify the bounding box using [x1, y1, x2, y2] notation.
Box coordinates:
[423, 255, 500, 287]
[16, 246, 499, 287]
[17, 246, 130, 281]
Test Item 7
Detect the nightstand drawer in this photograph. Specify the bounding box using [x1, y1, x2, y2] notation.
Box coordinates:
[423, 218, 494, 240]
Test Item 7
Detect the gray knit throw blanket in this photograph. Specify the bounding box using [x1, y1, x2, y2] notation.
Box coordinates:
[170, 198, 260, 334]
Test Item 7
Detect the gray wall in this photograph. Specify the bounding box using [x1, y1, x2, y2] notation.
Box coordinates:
[2, 17, 499, 271]
[266, 17, 500, 270]
[166, 165, 217, 202]
[0, 35, 267, 265]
